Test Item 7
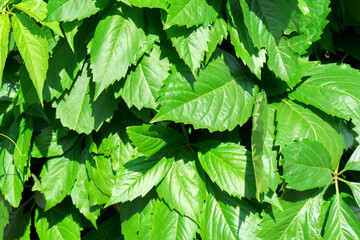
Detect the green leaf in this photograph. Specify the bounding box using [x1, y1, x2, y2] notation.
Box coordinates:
[0, 194, 11, 240]
[55, 63, 117, 134]
[343, 145, 360, 172]
[275, 100, 344, 170]
[290, 63, 360, 121]
[35, 201, 82, 240]
[251, 92, 279, 198]
[239, 0, 302, 87]
[0, 116, 32, 207]
[156, 147, 206, 224]
[205, 17, 228, 64]
[152, 50, 258, 132]
[40, 146, 80, 210]
[0, 14, 10, 86]
[62, 20, 82, 52]
[127, 124, 185, 157]
[82, 216, 122, 240]
[106, 155, 173, 206]
[324, 194, 360, 239]
[120, 45, 171, 110]
[90, 5, 148, 99]
[3, 203, 31, 240]
[282, 139, 332, 191]
[46, 0, 110, 22]
[12, 13, 49, 104]
[345, 181, 360, 209]
[226, 0, 266, 78]
[31, 126, 79, 158]
[151, 199, 198, 240]
[164, 0, 220, 29]
[259, 189, 324, 239]
[200, 186, 260, 240]
[120, 192, 156, 240]
[197, 140, 256, 199]
[124, 0, 168, 9]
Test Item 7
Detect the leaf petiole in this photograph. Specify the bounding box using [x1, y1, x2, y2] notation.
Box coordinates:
[0, 133, 26, 157]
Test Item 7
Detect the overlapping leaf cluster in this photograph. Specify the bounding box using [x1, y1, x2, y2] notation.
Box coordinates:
[1, 0, 360, 239]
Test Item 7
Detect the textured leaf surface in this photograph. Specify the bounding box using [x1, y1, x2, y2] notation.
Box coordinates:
[197, 140, 256, 199]
[259, 189, 324, 240]
[90, 5, 147, 99]
[324, 194, 360, 239]
[151, 200, 198, 240]
[55, 63, 117, 134]
[251, 92, 279, 198]
[125, 0, 168, 9]
[275, 100, 344, 170]
[40, 147, 79, 210]
[290, 63, 360, 121]
[152, 50, 258, 132]
[164, 0, 219, 29]
[47, 0, 109, 21]
[12, 13, 48, 103]
[127, 124, 184, 157]
[205, 17, 228, 64]
[0, 14, 10, 86]
[106, 155, 173, 206]
[157, 148, 206, 224]
[120, 45, 171, 110]
[282, 140, 332, 191]
[343, 145, 360, 172]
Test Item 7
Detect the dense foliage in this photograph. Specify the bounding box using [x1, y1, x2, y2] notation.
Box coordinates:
[1, 0, 360, 239]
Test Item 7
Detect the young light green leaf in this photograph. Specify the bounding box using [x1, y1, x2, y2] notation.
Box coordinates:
[324, 194, 360, 239]
[259, 189, 324, 239]
[282, 140, 332, 191]
[226, 0, 265, 78]
[275, 100, 344, 170]
[90, 5, 148, 99]
[343, 145, 360, 172]
[152, 50, 258, 132]
[55, 63, 117, 134]
[164, 0, 220, 29]
[251, 92, 280, 198]
[12, 13, 49, 104]
[120, 45, 171, 110]
[290, 63, 360, 121]
[197, 140, 256, 199]
[157, 148, 206, 224]
[106, 155, 173, 206]
[35, 201, 82, 240]
[40, 147, 80, 210]
[151, 199, 198, 240]
[124, 0, 168, 9]
[82, 216, 122, 240]
[46, 0, 109, 21]
[200, 186, 260, 240]
[0, 14, 10, 87]
[127, 124, 185, 157]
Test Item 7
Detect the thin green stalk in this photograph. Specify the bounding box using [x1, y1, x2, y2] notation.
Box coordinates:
[0, 133, 26, 157]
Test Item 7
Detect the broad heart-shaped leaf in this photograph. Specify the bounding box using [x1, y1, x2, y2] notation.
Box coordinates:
[124, 0, 168, 9]
[274, 100, 344, 170]
[12, 13, 49, 104]
[282, 139, 332, 191]
[120, 192, 156, 240]
[0, 14, 10, 86]
[152, 50, 258, 132]
[83, 216, 122, 240]
[90, 5, 148, 99]
[151, 199, 198, 240]
[55, 63, 117, 134]
[226, 0, 265, 79]
[259, 189, 324, 239]
[251, 92, 279, 199]
[343, 145, 360, 172]
[156, 147, 206, 224]
[35, 200, 82, 240]
[0, 194, 11, 239]
[289, 63, 360, 121]
[197, 140, 256, 199]
[239, 0, 303, 87]
[46, 0, 109, 21]
[127, 124, 185, 157]
[106, 155, 174, 206]
[0, 116, 33, 207]
[40, 146, 80, 210]
[324, 194, 360, 239]
[164, 0, 220, 29]
[200, 184, 260, 240]
[120, 45, 171, 110]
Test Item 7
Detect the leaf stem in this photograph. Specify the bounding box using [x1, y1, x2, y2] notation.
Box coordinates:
[181, 123, 190, 144]
[0, 133, 26, 157]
